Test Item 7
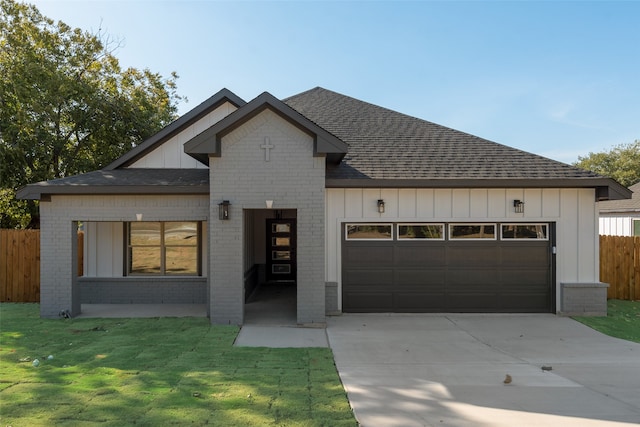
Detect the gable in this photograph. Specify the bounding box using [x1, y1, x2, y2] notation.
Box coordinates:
[128, 101, 238, 168]
[184, 92, 348, 165]
[105, 88, 246, 170]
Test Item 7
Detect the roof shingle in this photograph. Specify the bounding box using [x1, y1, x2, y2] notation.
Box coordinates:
[284, 87, 603, 181]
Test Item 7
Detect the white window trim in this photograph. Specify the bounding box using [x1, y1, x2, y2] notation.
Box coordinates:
[345, 223, 394, 241]
[500, 223, 549, 240]
[397, 223, 445, 241]
[448, 223, 497, 240]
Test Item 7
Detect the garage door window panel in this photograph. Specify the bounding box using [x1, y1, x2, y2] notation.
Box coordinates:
[501, 224, 548, 240]
[450, 224, 496, 240]
[346, 224, 392, 240]
[398, 224, 444, 240]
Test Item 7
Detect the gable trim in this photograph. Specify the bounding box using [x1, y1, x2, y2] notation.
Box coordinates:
[184, 92, 348, 165]
[104, 89, 246, 170]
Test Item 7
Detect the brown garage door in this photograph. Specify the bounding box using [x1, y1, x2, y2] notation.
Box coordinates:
[342, 223, 554, 313]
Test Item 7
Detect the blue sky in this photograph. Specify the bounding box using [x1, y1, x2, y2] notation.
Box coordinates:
[31, 0, 639, 164]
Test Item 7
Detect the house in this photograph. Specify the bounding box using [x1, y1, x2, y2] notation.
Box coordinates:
[598, 182, 640, 236]
[17, 87, 632, 323]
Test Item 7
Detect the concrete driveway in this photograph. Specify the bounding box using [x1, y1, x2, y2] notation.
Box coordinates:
[327, 314, 640, 427]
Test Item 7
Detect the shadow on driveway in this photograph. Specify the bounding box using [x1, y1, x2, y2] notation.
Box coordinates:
[327, 314, 640, 427]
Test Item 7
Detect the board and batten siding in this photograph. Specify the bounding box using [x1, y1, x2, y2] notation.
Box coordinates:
[128, 101, 238, 169]
[599, 215, 637, 236]
[325, 187, 599, 313]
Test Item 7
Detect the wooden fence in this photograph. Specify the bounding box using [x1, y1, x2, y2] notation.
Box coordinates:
[0, 229, 40, 302]
[600, 235, 640, 301]
[0, 229, 83, 303]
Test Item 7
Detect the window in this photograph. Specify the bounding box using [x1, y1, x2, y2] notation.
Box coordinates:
[501, 224, 548, 240]
[345, 224, 393, 240]
[449, 224, 496, 240]
[398, 224, 445, 240]
[127, 222, 200, 275]
[634, 219, 640, 237]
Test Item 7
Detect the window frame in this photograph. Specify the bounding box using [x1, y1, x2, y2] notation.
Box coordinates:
[397, 223, 445, 241]
[126, 221, 201, 276]
[345, 223, 393, 241]
[500, 223, 549, 240]
[448, 223, 497, 240]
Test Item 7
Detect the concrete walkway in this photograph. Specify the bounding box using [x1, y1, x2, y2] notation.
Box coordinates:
[327, 314, 640, 427]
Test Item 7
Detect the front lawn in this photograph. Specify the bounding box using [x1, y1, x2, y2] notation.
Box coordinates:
[573, 299, 640, 343]
[0, 304, 356, 426]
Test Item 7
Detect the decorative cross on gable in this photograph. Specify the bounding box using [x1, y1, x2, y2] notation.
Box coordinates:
[260, 137, 274, 162]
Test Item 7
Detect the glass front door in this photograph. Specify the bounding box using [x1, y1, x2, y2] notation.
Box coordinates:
[266, 219, 296, 282]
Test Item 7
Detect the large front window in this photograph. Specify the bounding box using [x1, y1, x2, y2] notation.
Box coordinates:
[127, 222, 200, 275]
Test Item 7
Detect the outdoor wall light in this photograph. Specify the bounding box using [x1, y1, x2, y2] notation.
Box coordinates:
[377, 199, 385, 214]
[513, 199, 524, 214]
[135, 213, 143, 221]
[218, 200, 231, 220]
[266, 200, 273, 209]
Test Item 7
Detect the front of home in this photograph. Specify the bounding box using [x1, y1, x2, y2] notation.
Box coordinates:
[17, 87, 631, 323]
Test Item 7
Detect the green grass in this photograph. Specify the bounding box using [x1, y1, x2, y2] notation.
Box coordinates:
[573, 299, 640, 343]
[0, 304, 356, 427]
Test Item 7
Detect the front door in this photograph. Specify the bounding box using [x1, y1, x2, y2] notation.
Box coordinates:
[266, 219, 296, 282]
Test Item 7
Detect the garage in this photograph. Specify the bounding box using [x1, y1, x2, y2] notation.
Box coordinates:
[342, 223, 554, 313]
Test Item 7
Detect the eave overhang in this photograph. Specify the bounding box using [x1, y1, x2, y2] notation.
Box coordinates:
[325, 177, 632, 201]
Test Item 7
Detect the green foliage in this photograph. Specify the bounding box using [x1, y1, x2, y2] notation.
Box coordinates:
[0, 0, 183, 227]
[573, 299, 640, 343]
[0, 188, 35, 228]
[573, 140, 640, 187]
[0, 304, 356, 426]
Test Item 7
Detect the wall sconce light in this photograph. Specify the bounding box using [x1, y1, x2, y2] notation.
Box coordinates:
[218, 200, 231, 220]
[266, 200, 273, 209]
[135, 213, 143, 221]
[377, 199, 385, 214]
[513, 199, 524, 214]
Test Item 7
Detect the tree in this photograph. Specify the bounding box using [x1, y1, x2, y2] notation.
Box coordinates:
[0, 0, 183, 228]
[574, 140, 640, 188]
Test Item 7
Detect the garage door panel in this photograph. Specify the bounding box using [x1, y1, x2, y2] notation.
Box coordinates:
[447, 246, 500, 266]
[344, 269, 393, 286]
[394, 246, 446, 266]
[499, 293, 550, 310]
[447, 269, 500, 286]
[344, 292, 394, 311]
[447, 293, 502, 311]
[500, 269, 550, 286]
[395, 293, 446, 311]
[500, 246, 549, 266]
[344, 246, 394, 266]
[395, 269, 445, 286]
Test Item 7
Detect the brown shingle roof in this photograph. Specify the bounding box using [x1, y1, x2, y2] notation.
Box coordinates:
[283, 87, 603, 181]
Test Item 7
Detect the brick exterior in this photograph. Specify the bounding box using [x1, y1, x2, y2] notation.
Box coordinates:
[79, 277, 207, 303]
[209, 109, 326, 325]
[38, 195, 209, 318]
[560, 282, 609, 316]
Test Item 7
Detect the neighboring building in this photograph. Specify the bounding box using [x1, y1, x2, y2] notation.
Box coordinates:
[599, 182, 640, 236]
[17, 87, 631, 322]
